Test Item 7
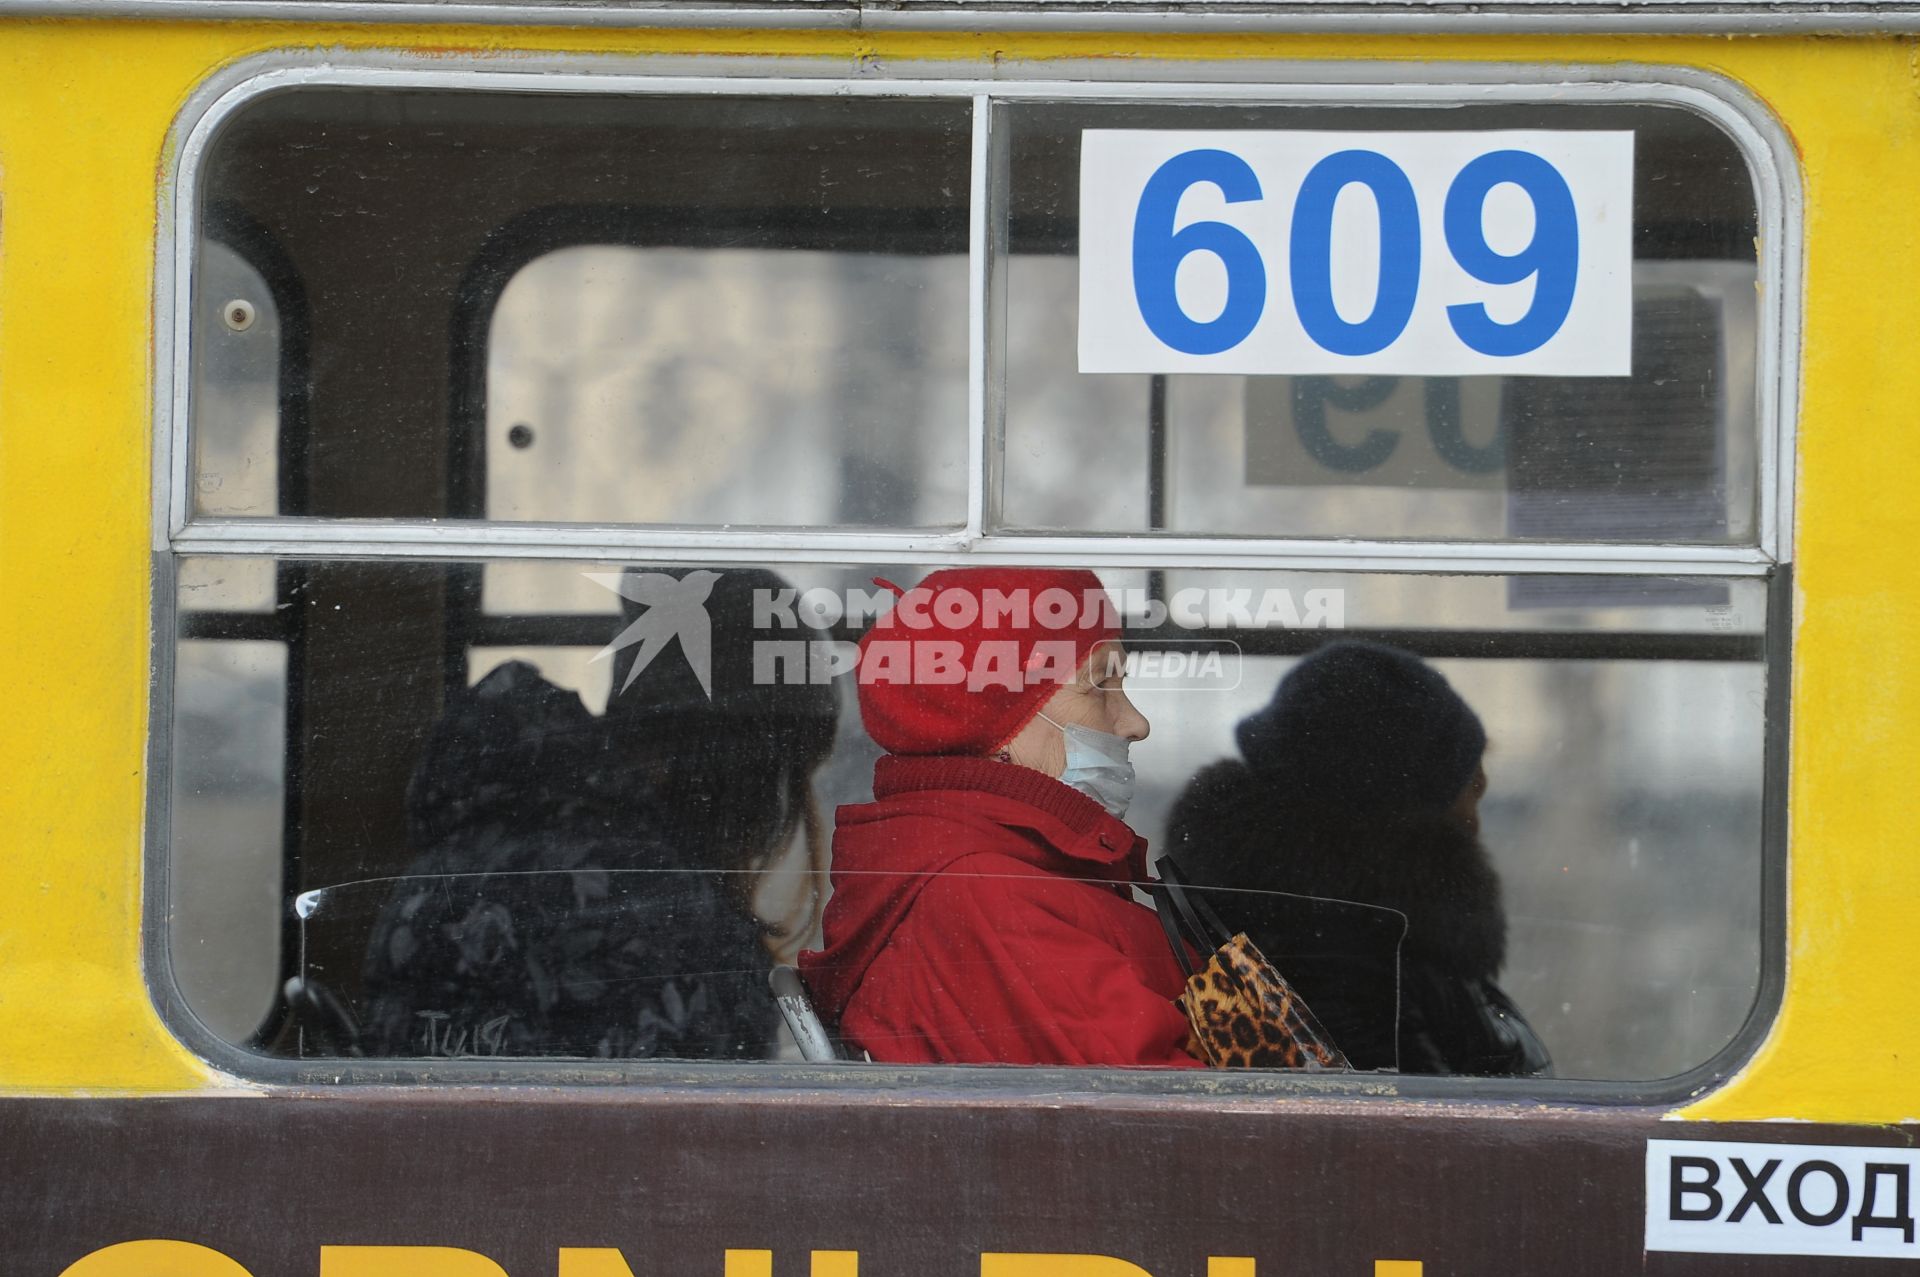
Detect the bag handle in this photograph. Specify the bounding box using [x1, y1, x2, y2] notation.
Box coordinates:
[1150, 856, 1230, 978]
[1161, 858, 1242, 947]
[1157, 858, 1234, 943]
[1152, 884, 1198, 981]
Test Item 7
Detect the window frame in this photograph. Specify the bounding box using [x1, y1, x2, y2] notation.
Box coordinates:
[147, 50, 1799, 1101]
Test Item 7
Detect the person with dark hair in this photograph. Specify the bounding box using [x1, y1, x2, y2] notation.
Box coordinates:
[799, 566, 1200, 1068]
[356, 566, 838, 1060]
[1164, 641, 1551, 1077]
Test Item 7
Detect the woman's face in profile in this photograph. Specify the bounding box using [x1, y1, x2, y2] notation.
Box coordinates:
[1003, 640, 1151, 778]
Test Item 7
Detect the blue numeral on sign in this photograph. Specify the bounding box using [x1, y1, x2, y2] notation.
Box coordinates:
[1289, 150, 1422, 357]
[1130, 149, 1268, 355]
[1443, 150, 1581, 357]
[1126, 143, 1588, 361]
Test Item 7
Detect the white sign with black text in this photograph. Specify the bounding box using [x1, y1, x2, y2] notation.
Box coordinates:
[1647, 1139, 1920, 1261]
[1078, 130, 1635, 377]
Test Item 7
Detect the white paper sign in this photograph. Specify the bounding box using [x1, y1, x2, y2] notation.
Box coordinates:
[1078, 130, 1634, 377]
[1647, 1139, 1920, 1261]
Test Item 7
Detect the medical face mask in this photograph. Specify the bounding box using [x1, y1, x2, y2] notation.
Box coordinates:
[1037, 712, 1135, 820]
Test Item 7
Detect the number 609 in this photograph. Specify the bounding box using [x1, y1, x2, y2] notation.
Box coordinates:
[1131, 147, 1581, 358]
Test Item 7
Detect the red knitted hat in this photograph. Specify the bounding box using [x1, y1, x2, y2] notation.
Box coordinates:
[856, 566, 1121, 756]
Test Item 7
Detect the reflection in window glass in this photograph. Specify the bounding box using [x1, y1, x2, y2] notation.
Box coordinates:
[488, 247, 968, 527]
[1001, 101, 1761, 542]
[171, 639, 286, 1041]
[177, 556, 278, 613]
[193, 88, 972, 525]
[481, 560, 622, 617]
[170, 557, 1768, 1079]
[191, 240, 280, 516]
[1158, 569, 1760, 635]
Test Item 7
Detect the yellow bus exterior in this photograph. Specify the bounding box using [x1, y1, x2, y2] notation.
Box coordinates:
[0, 11, 1915, 1274]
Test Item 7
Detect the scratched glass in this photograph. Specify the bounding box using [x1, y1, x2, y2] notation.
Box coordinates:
[999, 99, 1762, 542]
[171, 557, 1769, 1078]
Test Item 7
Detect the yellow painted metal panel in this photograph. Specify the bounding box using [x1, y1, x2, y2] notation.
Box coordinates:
[0, 18, 1909, 1123]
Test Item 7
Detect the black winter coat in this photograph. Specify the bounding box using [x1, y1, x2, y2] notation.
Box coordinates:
[357, 662, 779, 1060]
[1166, 759, 1551, 1077]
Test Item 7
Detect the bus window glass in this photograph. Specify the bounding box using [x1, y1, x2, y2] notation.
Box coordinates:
[177, 556, 277, 613]
[191, 89, 972, 526]
[170, 557, 1768, 1079]
[171, 630, 287, 1043]
[1001, 101, 1761, 543]
[487, 245, 968, 527]
[190, 239, 281, 517]
[165, 77, 1784, 1087]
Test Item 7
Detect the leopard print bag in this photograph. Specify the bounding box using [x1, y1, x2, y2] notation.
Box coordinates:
[1151, 859, 1351, 1071]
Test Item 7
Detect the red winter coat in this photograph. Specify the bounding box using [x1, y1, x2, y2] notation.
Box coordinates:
[799, 755, 1201, 1068]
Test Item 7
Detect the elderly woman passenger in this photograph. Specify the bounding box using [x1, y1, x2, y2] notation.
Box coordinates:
[800, 566, 1200, 1068]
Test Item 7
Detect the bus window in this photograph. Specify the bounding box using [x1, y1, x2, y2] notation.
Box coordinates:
[167, 554, 1770, 1081]
[159, 70, 1787, 1088]
[187, 88, 971, 524]
[487, 244, 968, 528]
[1002, 101, 1761, 544]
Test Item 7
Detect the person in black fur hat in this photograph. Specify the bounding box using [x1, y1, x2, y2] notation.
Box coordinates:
[355, 566, 839, 1060]
[1165, 640, 1551, 1076]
